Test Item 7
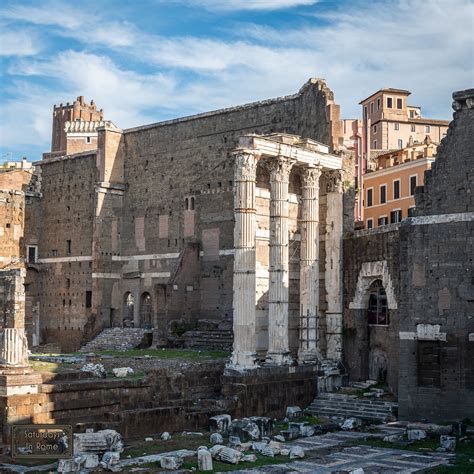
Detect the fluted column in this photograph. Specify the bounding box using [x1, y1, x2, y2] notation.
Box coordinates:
[0, 329, 28, 366]
[325, 170, 344, 361]
[266, 156, 294, 365]
[298, 165, 322, 364]
[229, 150, 258, 369]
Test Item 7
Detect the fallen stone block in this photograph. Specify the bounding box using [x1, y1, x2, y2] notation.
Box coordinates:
[83, 454, 100, 469]
[280, 448, 290, 456]
[229, 419, 260, 441]
[286, 406, 302, 419]
[209, 414, 232, 434]
[100, 451, 120, 470]
[440, 435, 456, 452]
[81, 363, 106, 378]
[112, 367, 134, 377]
[161, 432, 171, 441]
[58, 457, 84, 473]
[452, 421, 466, 436]
[407, 429, 427, 441]
[273, 434, 285, 442]
[182, 431, 204, 437]
[144, 437, 153, 442]
[160, 455, 183, 470]
[228, 435, 241, 447]
[238, 441, 252, 452]
[289, 446, 305, 459]
[408, 423, 452, 436]
[210, 433, 224, 445]
[383, 434, 403, 443]
[289, 422, 315, 437]
[340, 418, 362, 431]
[198, 446, 213, 471]
[280, 429, 300, 441]
[74, 429, 124, 454]
[249, 416, 273, 437]
[210, 445, 243, 464]
[251, 441, 268, 453]
[242, 453, 257, 462]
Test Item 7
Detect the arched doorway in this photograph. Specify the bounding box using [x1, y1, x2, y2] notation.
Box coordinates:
[140, 292, 152, 328]
[123, 292, 135, 326]
[367, 279, 389, 382]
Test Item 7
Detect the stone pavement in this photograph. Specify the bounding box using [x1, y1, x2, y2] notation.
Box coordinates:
[228, 427, 454, 473]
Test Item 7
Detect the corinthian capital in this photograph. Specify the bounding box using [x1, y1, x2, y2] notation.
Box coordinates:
[325, 169, 344, 193]
[234, 150, 258, 181]
[301, 165, 322, 188]
[267, 156, 295, 182]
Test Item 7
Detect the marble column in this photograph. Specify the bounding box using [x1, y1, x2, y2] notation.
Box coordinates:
[266, 156, 294, 365]
[229, 150, 258, 369]
[298, 165, 322, 364]
[325, 170, 344, 361]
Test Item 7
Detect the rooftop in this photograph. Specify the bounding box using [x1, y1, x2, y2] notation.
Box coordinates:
[359, 88, 411, 105]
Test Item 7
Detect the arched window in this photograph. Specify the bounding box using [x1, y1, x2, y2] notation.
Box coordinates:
[367, 280, 389, 325]
[190, 197, 195, 210]
[140, 292, 152, 327]
[185, 198, 189, 210]
[123, 292, 134, 323]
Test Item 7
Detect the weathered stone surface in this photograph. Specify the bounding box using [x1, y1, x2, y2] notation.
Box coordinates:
[80, 363, 106, 378]
[100, 451, 120, 470]
[340, 418, 362, 430]
[210, 432, 223, 444]
[209, 414, 232, 434]
[407, 429, 427, 441]
[249, 416, 273, 437]
[440, 435, 456, 452]
[209, 445, 243, 464]
[289, 446, 305, 459]
[286, 406, 302, 419]
[160, 455, 183, 470]
[198, 447, 213, 471]
[228, 419, 260, 441]
[112, 367, 134, 377]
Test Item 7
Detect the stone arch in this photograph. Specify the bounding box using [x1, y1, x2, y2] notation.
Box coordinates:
[349, 260, 397, 310]
[140, 292, 152, 328]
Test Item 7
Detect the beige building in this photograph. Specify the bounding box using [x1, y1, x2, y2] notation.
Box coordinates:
[363, 141, 437, 229]
[360, 88, 449, 152]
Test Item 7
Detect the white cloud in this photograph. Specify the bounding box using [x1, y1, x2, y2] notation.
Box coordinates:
[184, 0, 319, 11]
[0, 30, 42, 56]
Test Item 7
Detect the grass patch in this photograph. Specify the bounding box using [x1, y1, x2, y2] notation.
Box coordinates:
[97, 348, 230, 360]
[433, 439, 474, 473]
[122, 434, 210, 458]
[274, 415, 325, 431]
[29, 360, 73, 374]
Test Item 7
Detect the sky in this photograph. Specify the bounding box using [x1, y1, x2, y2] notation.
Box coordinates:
[0, 0, 472, 161]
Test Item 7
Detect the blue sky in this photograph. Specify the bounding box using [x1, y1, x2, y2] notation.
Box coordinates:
[0, 0, 472, 161]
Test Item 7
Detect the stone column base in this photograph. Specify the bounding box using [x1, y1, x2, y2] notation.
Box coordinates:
[264, 351, 294, 366]
[227, 351, 258, 372]
[0, 367, 42, 396]
[297, 349, 320, 365]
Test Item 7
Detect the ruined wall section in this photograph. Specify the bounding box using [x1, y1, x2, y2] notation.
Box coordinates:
[36, 153, 97, 351]
[397, 90, 474, 421]
[343, 227, 401, 394]
[116, 78, 342, 329]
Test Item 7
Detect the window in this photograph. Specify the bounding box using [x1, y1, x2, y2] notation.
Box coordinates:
[377, 98, 381, 110]
[190, 197, 195, 210]
[378, 216, 388, 226]
[394, 122, 399, 131]
[396, 98, 403, 109]
[390, 209, 402, 223]
[370, 102, 374, 113]
[367, 218, 373, 229]
[140, 293, 152, 327]
[6, 223, 10, 229]
[408, 206, 416, 217]
[52, 249, 58, 256]
[410, 175, 418, 195]
[66, 278, 71, 289]
[425, 125, 431, 133]
[373, 124, 377, 133]
[387, 97, 393, 108]
[411, 124, 416, 132]
[410, 110, 415, 118]
[85, 291, 92, 308]
[393, 180, 400, 199]
[380, 184, 387, 204]
[373, 140, 377, 149]
[367, 280, 389, 325]
[366, 188, 373, 207]
[66, 240, 72, 255]
[398, 139, 403, 149]
[185, 198, 189, 210]
[27, 245, 38, 263]
[86, 136, 92, 144]
[364, 106, 368, 119]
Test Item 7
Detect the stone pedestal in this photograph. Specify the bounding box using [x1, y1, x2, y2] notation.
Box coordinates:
[266, 157, 294, 366]
[229, 150, 259, 370]
[298, 166, 322, 364]
[325, 171, 344, 360]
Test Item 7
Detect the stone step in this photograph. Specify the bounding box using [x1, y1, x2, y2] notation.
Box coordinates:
[79, 328, 151, 352]
[310, 400, 398, 409]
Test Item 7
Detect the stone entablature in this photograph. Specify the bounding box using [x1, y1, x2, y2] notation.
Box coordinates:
[229, 134, 343, 370]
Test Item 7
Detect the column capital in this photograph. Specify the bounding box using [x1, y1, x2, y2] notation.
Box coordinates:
[300, 165, 323, 188]
[325, 169, 344, 193]
[266, 156, 295, 183]
[233, 149, 260, 181]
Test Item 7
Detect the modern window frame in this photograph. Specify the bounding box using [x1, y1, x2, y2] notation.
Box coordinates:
[379, 184, 387, 204]
[27, 245, 38, 263]
[396, 98, 403, 109]
[408, 206, 416, 217]
[386, 97, 393, 108]
[373, 139, 377, 149]
[366, 187, 374, 207]
[409, 174, 418, 196]
[394, 122, 400, 131]
[378, 215, 389, 226]
[425, 125, 431, 133]
[393, 179, 401, 200]
[397, 138, 403, 149]
[390, 208, 403, 224]
[366, 218, 374, 229]
[411, 124, 416, 132]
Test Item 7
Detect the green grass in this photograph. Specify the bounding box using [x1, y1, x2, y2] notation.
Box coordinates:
[433, 439, 474, 473]
[29, 360, 74, 374]
[274, 415, 325, 431]
[97, 348, 230, 360]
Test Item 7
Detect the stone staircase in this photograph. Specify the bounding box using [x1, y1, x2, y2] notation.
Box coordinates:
[79, 328, 152, 353]
[182, 329, 233, 350]
[306, 392, 398, 423]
